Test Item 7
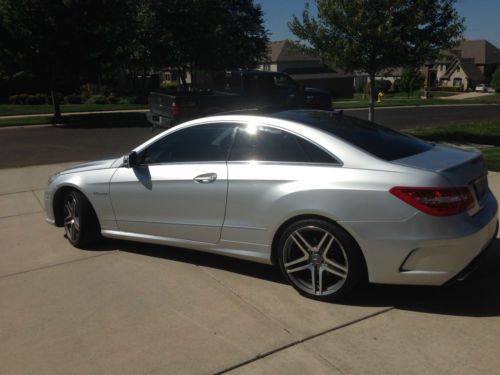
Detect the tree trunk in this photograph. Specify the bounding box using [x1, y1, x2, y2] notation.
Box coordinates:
[51, 88, 61, 120]
[368, 73, 376, 121]
[179, 66, 187, 90]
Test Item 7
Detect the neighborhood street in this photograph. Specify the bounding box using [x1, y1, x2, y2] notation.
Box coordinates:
[1, 104, 500, 169]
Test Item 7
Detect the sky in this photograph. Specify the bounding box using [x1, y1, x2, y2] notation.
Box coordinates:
[257, 0, 500, 47]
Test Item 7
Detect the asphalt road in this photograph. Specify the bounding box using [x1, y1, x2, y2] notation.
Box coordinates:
[1, 104, 500, 169]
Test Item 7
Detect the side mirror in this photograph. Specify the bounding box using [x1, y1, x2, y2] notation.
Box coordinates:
[124, 151, 138, 168]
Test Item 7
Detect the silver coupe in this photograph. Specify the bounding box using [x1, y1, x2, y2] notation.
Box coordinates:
[45, 110, 498, 300]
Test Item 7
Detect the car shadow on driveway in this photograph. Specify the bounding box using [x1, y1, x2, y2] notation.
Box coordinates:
[92, 237, 500, 318]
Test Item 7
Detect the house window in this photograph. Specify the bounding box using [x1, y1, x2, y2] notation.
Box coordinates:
[456, 66, 460, 73]
[453, 78, 462, 88]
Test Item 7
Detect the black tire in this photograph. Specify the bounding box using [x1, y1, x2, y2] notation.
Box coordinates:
[62, 190, 101, 248]
[277, 218, 366, 301]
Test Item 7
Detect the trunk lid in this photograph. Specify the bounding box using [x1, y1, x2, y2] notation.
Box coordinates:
[393, 144, 488, 199]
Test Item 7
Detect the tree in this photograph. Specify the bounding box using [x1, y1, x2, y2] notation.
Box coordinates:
[0, 0, 131, 118]
[289, 0, 464, 120]
[398, 66, 424, 98]
[149, 0, 268, 88]
[491, 66, 500, 92]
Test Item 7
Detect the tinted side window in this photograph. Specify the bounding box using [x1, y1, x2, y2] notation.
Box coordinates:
[297, 138, 338, 164]
[230, 125, 321, 163]
[274, 111, 432, 161]
[141, 123, 237, 163]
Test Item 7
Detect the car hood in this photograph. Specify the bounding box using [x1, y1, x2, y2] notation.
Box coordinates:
[60, 158, 119, 174]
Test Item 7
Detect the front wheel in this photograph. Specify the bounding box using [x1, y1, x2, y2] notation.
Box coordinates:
[278, 219, 365, 301]
[63, 190, 101, 248]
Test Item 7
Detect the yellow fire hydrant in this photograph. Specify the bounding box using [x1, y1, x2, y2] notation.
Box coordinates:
[377, 91, 384, 103]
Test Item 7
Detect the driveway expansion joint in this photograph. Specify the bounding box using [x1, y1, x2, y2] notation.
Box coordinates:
[0, 251, 119, 280]
[214, 306, 395, 374]
[198, 266, 296, 339]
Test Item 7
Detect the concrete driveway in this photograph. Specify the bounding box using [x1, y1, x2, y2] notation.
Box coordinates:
[1, 163, 499, 374]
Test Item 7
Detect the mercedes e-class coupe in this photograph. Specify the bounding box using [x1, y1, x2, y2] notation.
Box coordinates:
[45, 110, 498, 300]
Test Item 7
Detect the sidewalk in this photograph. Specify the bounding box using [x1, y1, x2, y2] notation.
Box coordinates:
[0, 163, 499, 374]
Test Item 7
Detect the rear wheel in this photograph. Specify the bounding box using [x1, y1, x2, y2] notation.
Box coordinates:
[63, 190, 101, 248]
[278, 219, 365, 301]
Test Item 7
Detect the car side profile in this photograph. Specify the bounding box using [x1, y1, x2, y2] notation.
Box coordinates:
[45, 110, 498, 300]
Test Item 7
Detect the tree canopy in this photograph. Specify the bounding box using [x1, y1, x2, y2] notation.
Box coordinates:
[289, 0, 464, 120]
[0, 0, 268, 116]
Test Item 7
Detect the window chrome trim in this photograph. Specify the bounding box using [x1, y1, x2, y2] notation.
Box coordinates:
[227, 160, 343, 167]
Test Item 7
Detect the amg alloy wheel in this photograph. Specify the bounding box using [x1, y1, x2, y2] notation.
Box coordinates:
[62, 190, 100, 248]
[278, 219, 365, 301]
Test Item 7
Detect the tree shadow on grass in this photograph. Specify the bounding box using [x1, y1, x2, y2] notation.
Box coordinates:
[53, 112, 151, 129]
[90, 236, 500, 318]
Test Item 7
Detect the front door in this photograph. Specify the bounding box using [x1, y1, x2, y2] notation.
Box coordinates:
[109, 122, 237, 244]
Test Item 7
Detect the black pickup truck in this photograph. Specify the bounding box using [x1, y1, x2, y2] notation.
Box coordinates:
[146, 70, 332, 128]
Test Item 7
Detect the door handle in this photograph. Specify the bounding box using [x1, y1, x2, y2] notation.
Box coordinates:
[193, 173, 217, 184]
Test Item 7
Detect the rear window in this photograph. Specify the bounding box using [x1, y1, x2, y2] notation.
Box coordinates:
[273, 110, 433, 161]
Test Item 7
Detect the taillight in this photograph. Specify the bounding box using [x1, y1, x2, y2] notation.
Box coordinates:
[389, 187, 474, 216]
[171, 101, 179, 116]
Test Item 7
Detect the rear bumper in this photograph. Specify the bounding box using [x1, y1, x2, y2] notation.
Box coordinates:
[146, 112, 175, 129]
[444, 222, 498, 285]
[342, 191, 498, 286]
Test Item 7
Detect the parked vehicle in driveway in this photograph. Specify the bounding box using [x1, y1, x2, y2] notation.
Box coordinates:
[45, 109, 498, 301]
[475, 84, 495, 93]
[146, 70, 332, 129]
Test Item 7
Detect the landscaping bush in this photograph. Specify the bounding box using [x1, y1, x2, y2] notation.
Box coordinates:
[80, 83, 112, 102]
[8, 93, 47, 104]
[25, 93, 47, 104]
[431, 86, 462, 92]
[117, 95, 144, 104]
[8, 94, 30, 104]
[108, 94, 119, 104]
[86, 94, 109, 104]
[65, 94, 82, 104]
[374, 79, 392, 93]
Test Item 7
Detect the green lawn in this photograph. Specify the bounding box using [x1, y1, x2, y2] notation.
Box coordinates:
[334, 93, 500, 109]
[405, 121, 500, 171]
[0, 103, 147, 117]
[0, 116, 53, 127]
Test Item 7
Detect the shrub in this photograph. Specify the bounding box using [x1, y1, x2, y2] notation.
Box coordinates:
[86, 94, 109, 104]
[8, 93, 47, 104]
[108, 94, 119, 104]
[374, 79, 392, 93]
[65, 94, 82, 104]
[80, 83, 112, 101]
[491, 66, 500, 92]
[25, 93, 47, 105]
[431, 86, 462, 92]
[117, 96, 134, 104]
[8, 94, 30, 104]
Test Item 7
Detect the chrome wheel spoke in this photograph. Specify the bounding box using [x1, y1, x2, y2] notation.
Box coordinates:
[322, 236, 335, 257]
[310, 266, 316, 293]
[318, 266, 324, 294]
[317, 232, 330, 251]
[73, 217, 80, 231]
[324, 257, 348, 273]
[284, 255, 308, 269]
[323, 263, 348, 279]
[287, 263, 311, 274]
[291, 232, 311, 256]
